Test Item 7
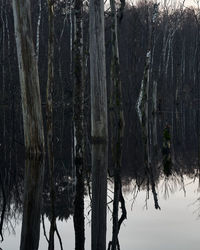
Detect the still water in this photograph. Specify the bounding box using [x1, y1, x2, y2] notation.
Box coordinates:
[1, 105, 200, 249]
[1, 174, 200, 250]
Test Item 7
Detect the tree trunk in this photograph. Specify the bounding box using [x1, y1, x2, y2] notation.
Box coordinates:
[12, 0, 45, 154]
[46, 1, 56, 250]
[12, 1, 45, 249]
[109, 0, 125, 249]
[89, 0, 108, 248]
[73, 0, 85, 249]
[36, 0, 42, 65]
[152, 80, 157, 150]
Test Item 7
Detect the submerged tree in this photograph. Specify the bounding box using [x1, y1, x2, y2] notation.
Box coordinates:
[89, 0, 108, 249]
[12, 0, 45, 250]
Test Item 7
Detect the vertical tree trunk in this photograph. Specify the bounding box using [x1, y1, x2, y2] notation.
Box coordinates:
[21, 155, 45, 250]
[47, 1, 56, 250]
[1, 0, 7, 161]
[73, 0, 85, 249]
[137, 3, 159, 167]
[0, 169, 6, 242]
[89, 0, 108, 249]
[36, 0, 42, 65]
[109, 0, 125, 249]
[12, 0, 45, 154]
[12, 1, 45, 250]
[152, 80, 157, 150]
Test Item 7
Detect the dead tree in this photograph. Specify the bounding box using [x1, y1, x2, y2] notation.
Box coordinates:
[73, 0, 85, 249]
[108, 0, 126, 249]
[89, 0, 108, 248]
[137, 3, 159, 166]
[12, 0, 45, 249]
[46, 1, 56, 250]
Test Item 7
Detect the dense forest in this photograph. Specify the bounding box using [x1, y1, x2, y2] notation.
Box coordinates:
[1, 0, 200, 250]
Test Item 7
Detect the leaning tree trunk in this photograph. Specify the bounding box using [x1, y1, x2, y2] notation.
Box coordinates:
[12, 1, 45, 250]
[47, 1, 56, 250]
[73, 0, 85, 249]
[89, 0, 108, 249]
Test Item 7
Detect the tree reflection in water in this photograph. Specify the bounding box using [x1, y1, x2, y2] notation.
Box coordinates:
[1, 141, 200, 250]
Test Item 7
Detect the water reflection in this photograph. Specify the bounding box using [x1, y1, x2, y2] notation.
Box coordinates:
[1, 107, 200, 249]
[20, 154, 45, 250]
[0, 161, 200, 249]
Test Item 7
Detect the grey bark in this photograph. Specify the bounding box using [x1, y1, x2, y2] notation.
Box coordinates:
[137, 3, 159, 167]
[36, 0, 41, 65]
[89, 0, 108, 248]
[12, 1, 45, 250]
[12, 0, 45, 154]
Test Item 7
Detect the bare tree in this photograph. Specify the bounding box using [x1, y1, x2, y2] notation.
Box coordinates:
[12, 0, 45, 249]
[108, 0, 126, 249]
[89, 0, 108, 249]
[46, 1, 56, 250]
[73, 0, 85, 249]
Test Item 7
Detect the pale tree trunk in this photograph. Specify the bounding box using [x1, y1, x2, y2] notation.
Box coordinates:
[36, 0, 42, 65]
[89, 0, 108, 249]
[136, 4, 151, 166]
[47, 1, 56, 250]
[12, 0, 45, 154]
[137, 3, 159, 167]
[12, 1, 45, 250]
[73, 0, 85, 249]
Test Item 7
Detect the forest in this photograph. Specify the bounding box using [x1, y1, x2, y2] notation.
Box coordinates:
[0, 0, 200, 250]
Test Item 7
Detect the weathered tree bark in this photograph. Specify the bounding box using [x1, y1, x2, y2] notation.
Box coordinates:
[36, 0, 42, 65]
[137, 3, 159, 167]
[46, 1, 56, 250]
[89, 0, 108, 248]
[12, 0, 45, 154]
[73, 0, 85, 249]
[12, 1, 45, 249]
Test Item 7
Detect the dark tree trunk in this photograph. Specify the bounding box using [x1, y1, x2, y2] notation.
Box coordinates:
[73, 0, 85, 249]
[47, 1, 56, 250]
[89, 0, 108, 248]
